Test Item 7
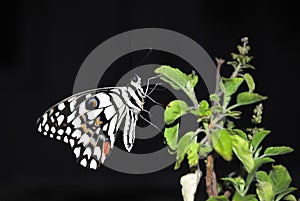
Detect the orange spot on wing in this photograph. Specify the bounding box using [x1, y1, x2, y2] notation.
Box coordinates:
[92, 100, 97, 107]
[95, 118, 103, 125]
[103, 142, 110, 156]
[81, 124, 88, 132]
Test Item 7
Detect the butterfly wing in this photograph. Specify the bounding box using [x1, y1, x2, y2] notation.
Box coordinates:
[37, 87, 129, 170]
[123, 109, 138, 152]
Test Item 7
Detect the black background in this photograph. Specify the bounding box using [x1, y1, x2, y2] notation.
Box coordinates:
[2, 1, 300, 200]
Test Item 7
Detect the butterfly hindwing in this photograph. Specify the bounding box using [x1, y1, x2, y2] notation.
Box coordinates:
[123, 109, 138, 152]
[37, 88, 128, 169]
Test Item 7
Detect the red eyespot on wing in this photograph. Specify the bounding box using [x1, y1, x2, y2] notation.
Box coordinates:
[103, 142, 110, 156]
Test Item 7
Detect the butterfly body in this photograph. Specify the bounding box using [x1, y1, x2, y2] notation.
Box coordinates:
[37, 75, 145, 170]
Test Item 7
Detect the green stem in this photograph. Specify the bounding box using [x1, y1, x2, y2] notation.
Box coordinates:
[210, 114, 227, 127]
[226, 104, 240, 112]
[187, 92, 199, 109]
[243, 173, 255, 196]
[231, 63, 242, 78]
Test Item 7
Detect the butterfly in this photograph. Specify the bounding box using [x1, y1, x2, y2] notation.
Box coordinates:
[36, 75, 153, 170]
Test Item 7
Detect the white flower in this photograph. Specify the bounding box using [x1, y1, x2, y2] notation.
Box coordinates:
[180, 168, 202, 201]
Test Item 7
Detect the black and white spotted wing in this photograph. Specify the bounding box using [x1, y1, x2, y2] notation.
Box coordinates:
[36, 75, 145, 170]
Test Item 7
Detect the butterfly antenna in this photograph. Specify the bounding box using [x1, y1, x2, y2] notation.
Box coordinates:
[144, 75, 161, 95]
[136, 47, 152, 67]
[139, 114, 163, 135]
[125, 35, 134, 70]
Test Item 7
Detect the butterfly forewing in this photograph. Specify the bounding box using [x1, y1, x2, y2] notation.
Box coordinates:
[37, 76, 145, 170]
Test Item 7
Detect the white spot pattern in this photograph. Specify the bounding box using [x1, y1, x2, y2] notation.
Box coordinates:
[64, 136, 69, 143]
[58, 103, 65, 110]
[90, 159, 97, 170]
[80, 158, 87, 167]
[69, 139, 75, 147]
[57, 115, 64, 126]
[74, 147, 81, 158]
[57, 129, 64, 135]
[65, 127, 71, 135]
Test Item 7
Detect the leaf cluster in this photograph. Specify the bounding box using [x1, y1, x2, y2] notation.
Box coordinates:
[154, 37, 296, 200]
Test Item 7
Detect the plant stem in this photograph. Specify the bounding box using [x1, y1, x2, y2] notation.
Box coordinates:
[206, 154, 218, 197]
[230, 63, 241, 78]
[214, 58, 225, 95]
[224, 190, 232, 198]
[204, 58, 226, 198]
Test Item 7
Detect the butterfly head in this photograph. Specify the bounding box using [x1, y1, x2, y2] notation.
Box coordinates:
[130, 75, 146, 98]
[130, 74, 142, 87]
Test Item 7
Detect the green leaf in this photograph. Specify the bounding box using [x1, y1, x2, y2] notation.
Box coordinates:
[256, 171, 271, 183]
[227, 60, 238, 67]
[243, 64, 255, 69]
[231, 53, 239, 60]
[223, 77, 244, 96]
[231, 134, 254, 172]
[234, 176, 246, 191]
[231, 129, 248, 140]
[187, 141, 200, 167]
[219, 79, 226, 93]
[205, 109, 212, 117]
[222, 177, 240, 192]
[244, 73, 255, 93]
[198, 100, 210, 116]
[254, 146, 263, 159]
[210, 93, 220, 102]
[176, 131, 194, 160]
[164, 123, 179, 150]
[187, 71, 199, 89]
[237, 45, 246, 54]
[212, 129, 233, 161]
[212, 105, 223, 113]
[254, 157, 275, 170]
[233, 192, 258, 201]
[275, 187, 297, 201]
[155, 66, 199, 107]
[155, 66, 199, 108]
[251, 130, 271, 150]
[174, 155, 184, 170]
[155, 65, 197, 91]
[269, 165, 292, 194]
[283, 194, 297, 201]
[227, 110, 242, 119]
[245, 157, 275, 189]
[160, 77, 180, 90]
[256, 181, 274, 201]
[236, 92, 267, 106]
[226, 121, 235, 130]
[199, 100, 209, 110]
[264, 146, 294, 157]
[164, 100, 189, 125]
[199, 144, 213, 159]
[207, 195, 230, 201]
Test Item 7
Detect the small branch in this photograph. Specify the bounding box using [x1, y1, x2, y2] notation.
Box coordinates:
[214, 58, 225, 95]
[206, 154, 218, 197]
[224, 190, 232, 198]
[206, 154, 213, 197]
[212, 171, 218, 196]
[230, 63, 241, 78]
